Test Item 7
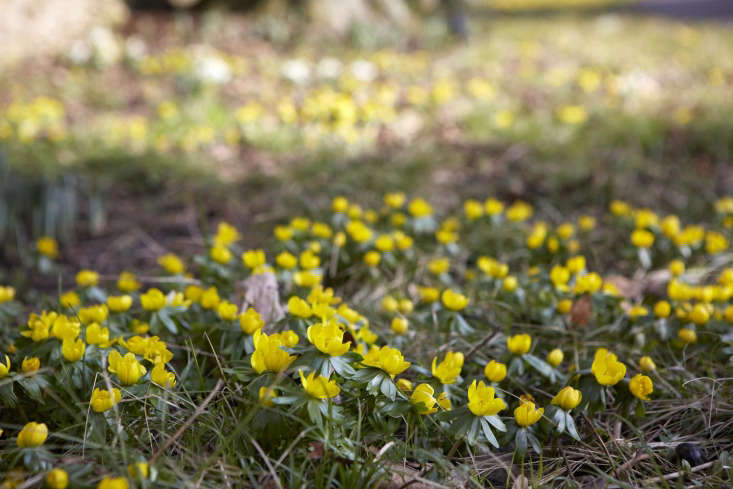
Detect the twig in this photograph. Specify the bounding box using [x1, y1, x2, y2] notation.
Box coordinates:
[464, 330, 498, 362]
[150, 378, 225, 463]
[614, 452, 650, 478]
[640, 460, 715, 484]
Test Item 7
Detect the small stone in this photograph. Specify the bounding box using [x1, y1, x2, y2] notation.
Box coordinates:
[676, 442, 704, 466]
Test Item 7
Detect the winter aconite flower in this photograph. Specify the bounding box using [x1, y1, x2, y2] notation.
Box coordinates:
[98, 476, 129, 489]
[390, 317, 408, 335]
[76, 269, 99, 287]
[45, 468, 69, 489]
[441, 289, 468, 311]
[36, 237, 59, 259]
[361, 345, 410, 378]
[90, 388, 122, 412]
[127, 462, 150, 480]
[288, 296, 312, 318]
[678, 328, 697, 344]
[431, 351, 464, 384]
[107, 351, 147, 385]
[251, 330, 298, 373]
[507, 334, 531, 355]
[546, 348, 564, 367]
[108, 295, 133, 313]
[117, 272, 141, 292]
[591, 348, 626, 386]
[410, 384, 440, 414]
[639, 356, 656, 371]
[158, 253, 184, 274]
[259, 386, 277, 407]
[0, 355, 10, 379]
[61, 338, 85, 362]
[514, 401, 544, 427]
[17, 422, 48, 447]
[307, 320, 351, 356]
[467, 380, 507, 416]
[151, 364, 176, 388]
[22, 357, 40, 374]
[629, 374, 653, 400]
[484, 360, 507, 382]
[140, 289, 166, 311]
[299, 370, 340, 399]
[239, 308, 264, 335]
[551, 386, 582, 411]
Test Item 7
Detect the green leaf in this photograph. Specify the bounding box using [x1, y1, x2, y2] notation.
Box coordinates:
[480, 417, 500, 448]
[523, 354, 555, 379]
[553, 408, 566, 434]
[565, 413, 580, 441]
[453, 313, 475, 334]
[330, 356, 356, 378]
[527, 431, 542, 454]
[515, 428, 528, 455]
[467, 417, 480, 446]
[380, 377, 397, 401]
[156, 310, 179, 334]
[485, 414, 506, 432]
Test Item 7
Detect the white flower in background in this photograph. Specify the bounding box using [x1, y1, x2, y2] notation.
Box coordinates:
[351, 60, 377, 83]
[282, 59, 311, 85]
[90, 27, 122, 66]
[617, 70, 660, 99]
[69, 40, 92, 65]
[193, 50, 232, 84]
[125, 36, 148, 61]
[317, 57, 342, 79]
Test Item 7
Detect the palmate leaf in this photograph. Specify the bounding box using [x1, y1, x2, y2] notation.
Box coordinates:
[379, 376, 397, 401]
[565, 413, 580, 441]
[329, 355, 356, 378]
[523, 354, 556, 380]
[0, 382, 17, 407]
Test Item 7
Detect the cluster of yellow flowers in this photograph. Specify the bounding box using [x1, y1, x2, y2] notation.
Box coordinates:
[1, 191, 731, 486]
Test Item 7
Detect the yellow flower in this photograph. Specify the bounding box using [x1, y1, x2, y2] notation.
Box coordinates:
[116, 272, 141, 292]
[17, 422, 48, 448]
[108, 295, 133, 313]
[578, 215, 596, 231]
[464, 199, 484, 220]
[259, 386, 277, 407]
[678, 328, 697, 344]
[436, 392, 451, 411]
[384, 192, 406, 208]
[631, 229, 654, 248]
[200, 287, 221, 310]
[288, 296, 312, 318]
[361, 345, 410, 378]
[36, 236, 59, 259]
[628, 305, 648, 319]
[441, 289, 468, 311]
[332, 196, 349, 213]
[86, 323, 110, 346]
[653, 301, 671, 318]
[127, 462, 149, 480]
[639, 356, 656, 371]
[79, 304, 108, 324]
[668, 260, 685, 277]
[90, 387, 122, 412]
[557, 299, 572, 314]
[484, 360, 507, 382]
[552, 386, 582, 411]
[251, 330, 298, 373]
[140, 289, 166, 311]
[573, 272, 602, 294]
[506, 201, 533, 222]
[299, 370, 340, 399]
[0, 285, 16, 303]
[242, 249, 266, 269]
[45, 468, 68, 489]
[408, 198, 432, 217]
[98, 476, 129, 489]
[210, 245, 232, 264]
[239, 308, 264, 335]
[689, 304, 709, 325]
[591, 348, 626, 386]
[274, 225, 294, 241]
[214, 221, 240, 247]
[546, 348, 563, 367]
[629, 374, 653, 400]
[158, 253, 184, 274]
[51, 315, 80, 340]
[151, 363, 176, 388]
[381, 295, 398, 312]
[428, 258, 450, 275]
[61, 338, 85, 362]
[0, 355, 10, 379]
[307, 320, 350, 356]
[217, 301, 239, 321]
[107, 351, 147, 385]
[76, 269, 99, 287]
[22, 356, 40, 374]
[418, 286, 440, 303]
[550, 265, 570, 288]
[467, 380, 507, 417]
[507, 334, 531, 355]
[503, 276, 518, 292]
[485, 198, 504, 216]
[276, 251, 297, 269]
[22, 311, 55, 342]
[431, 351, 463, 384]
[390, 317, 408, 335]
[363, 251, 381, 267]
[396, 378, 413, 393]
[410, 383, 439, 414]
[514, 401, 544, 427]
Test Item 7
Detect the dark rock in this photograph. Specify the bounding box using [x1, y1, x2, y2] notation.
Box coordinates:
[676, 442, 705, 466]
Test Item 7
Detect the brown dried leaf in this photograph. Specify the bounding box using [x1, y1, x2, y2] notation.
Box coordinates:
[571, 295, 592, 328]
[238, 272, 284, 325]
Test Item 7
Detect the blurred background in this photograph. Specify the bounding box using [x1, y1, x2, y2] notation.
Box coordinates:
[1, 0, 731, 282]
